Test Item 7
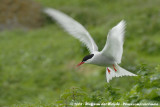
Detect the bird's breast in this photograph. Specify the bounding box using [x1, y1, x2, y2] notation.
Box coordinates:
[91, 54, 115, 66]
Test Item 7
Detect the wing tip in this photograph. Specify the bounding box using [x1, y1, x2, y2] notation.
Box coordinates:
[111, 20, 126, 31]
[43, 8, 52, 13]
[120, 20, 126, 24]
[119, 20, 126, 27]
[43, 8, 61, 16]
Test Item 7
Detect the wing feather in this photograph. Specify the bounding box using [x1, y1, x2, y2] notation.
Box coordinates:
[101, 20, 126, 64]
[44, 8, 98, 53]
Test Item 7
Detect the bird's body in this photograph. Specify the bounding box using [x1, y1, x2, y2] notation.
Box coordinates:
[44, 8, 137, 82]
[87, 51, 115, 66]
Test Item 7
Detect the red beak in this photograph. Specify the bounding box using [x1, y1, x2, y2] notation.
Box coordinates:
[77, 62, 84, 67]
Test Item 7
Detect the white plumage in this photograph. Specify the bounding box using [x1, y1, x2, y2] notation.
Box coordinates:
[101, 21, 125, 64]
[44, 8, 137, 83]
[44, 8, 98, 53]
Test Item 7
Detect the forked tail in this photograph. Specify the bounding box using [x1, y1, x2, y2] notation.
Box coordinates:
[106, 64, 137, 83]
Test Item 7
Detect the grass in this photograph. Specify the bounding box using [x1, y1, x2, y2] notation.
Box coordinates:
[0, 0, 160, 106]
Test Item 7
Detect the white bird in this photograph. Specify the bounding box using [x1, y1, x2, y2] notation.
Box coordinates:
[44, 8, 137, 82]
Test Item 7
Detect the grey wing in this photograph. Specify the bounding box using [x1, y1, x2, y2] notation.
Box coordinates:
[101, 20, 126, 64]
[44, 8, 98, 53]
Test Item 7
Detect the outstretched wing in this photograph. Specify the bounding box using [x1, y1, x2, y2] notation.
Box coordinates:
[44, 8, 98, 53]
[101, 20, 126, 64]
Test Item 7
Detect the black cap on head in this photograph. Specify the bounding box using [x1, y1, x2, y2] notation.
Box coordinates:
[82, 54, 94, 62]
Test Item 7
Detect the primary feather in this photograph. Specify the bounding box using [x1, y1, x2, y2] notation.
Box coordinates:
[44, 8, 98, 53]
[101, 20, 126, 64]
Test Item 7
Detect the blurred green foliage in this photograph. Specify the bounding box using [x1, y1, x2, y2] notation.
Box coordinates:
[0, 0, 159, 106]
[139, 37, 160, 55]
[54, 65, 160, 106]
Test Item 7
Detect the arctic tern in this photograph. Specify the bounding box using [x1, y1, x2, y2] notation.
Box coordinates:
[44, 8, 137, 82]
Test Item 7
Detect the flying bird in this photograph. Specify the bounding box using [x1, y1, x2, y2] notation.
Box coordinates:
[44, 8, 137, 82]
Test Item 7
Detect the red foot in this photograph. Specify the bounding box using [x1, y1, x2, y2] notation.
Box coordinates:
[107, 67, 110, 74]
[113, 64, 117, 72]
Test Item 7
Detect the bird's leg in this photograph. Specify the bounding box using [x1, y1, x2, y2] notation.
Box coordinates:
[107, 67, 110, 74]
[113, 64, 117, 72]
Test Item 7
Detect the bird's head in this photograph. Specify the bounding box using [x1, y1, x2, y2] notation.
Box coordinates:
[77, 54, 94, 67]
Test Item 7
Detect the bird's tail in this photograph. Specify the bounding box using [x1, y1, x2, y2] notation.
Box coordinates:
[106, 64, 137, 83]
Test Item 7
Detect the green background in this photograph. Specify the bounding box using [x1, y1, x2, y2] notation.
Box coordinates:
[0, 0, 159, 106]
